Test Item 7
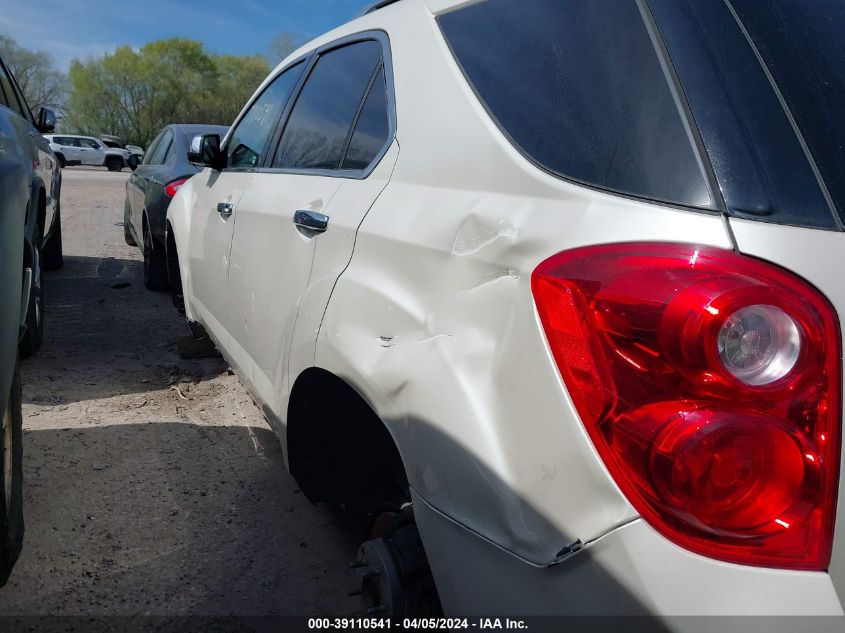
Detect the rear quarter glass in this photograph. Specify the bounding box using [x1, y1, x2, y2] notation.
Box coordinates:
[648, 0, 841, 230]
[437, 0, 714, 211]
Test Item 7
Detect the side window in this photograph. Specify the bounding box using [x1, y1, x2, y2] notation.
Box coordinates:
[438, 0, 713, 210]
[0, 62, 10, 109]
[142, 132, 165, 166]
[8, 72, 33, 123]
[79, 138, 102, 149]
[146, 129, 173, 166]
[274, 40, 383, 171]
[226, 62, 304, 170]
[0, 61, 25, 117]
[163, 137, 177, 163]
[341, 66, 390, 171]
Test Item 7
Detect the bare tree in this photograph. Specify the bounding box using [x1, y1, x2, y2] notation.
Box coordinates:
[267, 32, 302, 66]
[0, 35, 66, 111]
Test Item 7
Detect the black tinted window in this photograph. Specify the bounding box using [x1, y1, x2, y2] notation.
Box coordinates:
[649, 0, 838, 229]
[0, 63, 12, 110]
[227, 62, 304, 169]
[142, 132, 165, 166]
[0, 61, 24, 117]
[274, 41, 382, 171]
[729, 0, 844, 227]
[439, 0, 712, 209]
[341, 66, 390, 171]
[146, 130, 173, 166]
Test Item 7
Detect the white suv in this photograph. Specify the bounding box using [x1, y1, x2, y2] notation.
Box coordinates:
[44, 134, 131, 171]
[166, 0, 845, 621]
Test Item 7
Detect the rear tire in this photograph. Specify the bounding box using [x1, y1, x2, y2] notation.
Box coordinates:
[55, 154, 66, 169]
[166, 228, 185, 315]
[143, 221, 168, 291]
[19, 231, 44, 358]
[42, 204, 63, 271]
[105, 157, 123, 172]
[123, 201, 137, 247]
[0, 362, 24, 587]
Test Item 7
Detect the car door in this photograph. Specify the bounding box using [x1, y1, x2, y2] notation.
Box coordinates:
[59, 137, 82, 164]
[129, 129, 172, 230]
[127, 130, 163, 232]
[77, 138, 104, 165]
[187, 62, 306, 362]
[226, 38, 394, 409]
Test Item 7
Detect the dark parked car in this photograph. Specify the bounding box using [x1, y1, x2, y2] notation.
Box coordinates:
[0, 52, 60, 585]
[124, 124, 228, 290]
[0, 54, 62, 360]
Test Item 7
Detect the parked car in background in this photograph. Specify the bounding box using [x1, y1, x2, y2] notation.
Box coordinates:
[44, 134, 130, 171]
[168, 0, 845, 622]
[0, 53, 62, 360]
[100, 135, 144, 170]
[124, 123, 227, 290]
[0, 50, 60, 585]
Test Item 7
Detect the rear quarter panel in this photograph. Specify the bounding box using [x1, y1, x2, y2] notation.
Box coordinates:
[165, 176, 201, 323]
[313, 0, 734, 565]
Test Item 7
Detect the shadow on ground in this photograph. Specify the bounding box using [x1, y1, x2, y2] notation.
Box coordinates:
[26, 255, 223, 405]
[0, 422, 360, 616]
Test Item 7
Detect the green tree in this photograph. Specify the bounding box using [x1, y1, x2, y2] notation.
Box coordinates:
[205, 54, 270, 125]
[0, 34, 65, 111]
[267, 31, 302, 66]
[65, 38, 269, 147]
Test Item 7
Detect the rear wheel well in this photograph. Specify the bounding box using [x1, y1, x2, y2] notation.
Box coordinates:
[165, 221, 182, 295]
[36, 189, 46, 238]
[22, 203, 33, 270]
[287, 368, 410, 518]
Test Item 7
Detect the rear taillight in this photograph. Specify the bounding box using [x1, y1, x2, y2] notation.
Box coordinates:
[165, 178, 188, 198]
[532, 243, 841, 570]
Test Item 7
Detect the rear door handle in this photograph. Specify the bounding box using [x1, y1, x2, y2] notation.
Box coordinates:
[293, 210, 329, 233]
[217, 202, 233, 219]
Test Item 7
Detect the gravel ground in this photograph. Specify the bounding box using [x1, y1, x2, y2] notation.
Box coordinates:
[0, 167, 359, 617]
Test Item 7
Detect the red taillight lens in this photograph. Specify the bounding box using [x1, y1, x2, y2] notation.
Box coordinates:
[165, 178, 188, 198]
[532, 243, 841, 569]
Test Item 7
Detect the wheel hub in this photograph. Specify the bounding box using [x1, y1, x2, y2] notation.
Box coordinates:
[351, 510, 441, 617]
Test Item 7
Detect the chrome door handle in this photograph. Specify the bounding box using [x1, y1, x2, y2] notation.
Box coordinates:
[293, 210, 329, 233]
[217, 202, 233, 219]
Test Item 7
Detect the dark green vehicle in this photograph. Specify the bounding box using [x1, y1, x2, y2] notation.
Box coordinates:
[0, 51, 61, 585]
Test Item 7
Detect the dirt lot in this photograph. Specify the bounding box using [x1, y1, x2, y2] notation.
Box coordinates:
[0, 168, 358, 616]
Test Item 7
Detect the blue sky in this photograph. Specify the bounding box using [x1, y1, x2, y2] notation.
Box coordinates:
[1, 0, 373, 71]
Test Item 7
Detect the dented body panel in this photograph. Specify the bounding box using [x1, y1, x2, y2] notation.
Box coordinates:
[167, 0, 845, 617]
[316, 0, 732, 564]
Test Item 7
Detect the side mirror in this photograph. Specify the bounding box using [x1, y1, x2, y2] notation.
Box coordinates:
[37, 107, 56, 133]
[188, 134, 223, 169]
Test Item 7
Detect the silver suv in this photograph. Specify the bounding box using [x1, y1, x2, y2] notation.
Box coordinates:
[44, 134, 131, 171]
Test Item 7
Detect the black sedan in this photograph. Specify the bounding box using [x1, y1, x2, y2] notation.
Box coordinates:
[0, 51, 61, 584]
[124, 124, 228, 290]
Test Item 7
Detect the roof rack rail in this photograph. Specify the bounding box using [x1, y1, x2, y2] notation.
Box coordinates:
[363, 0, 403, 15]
